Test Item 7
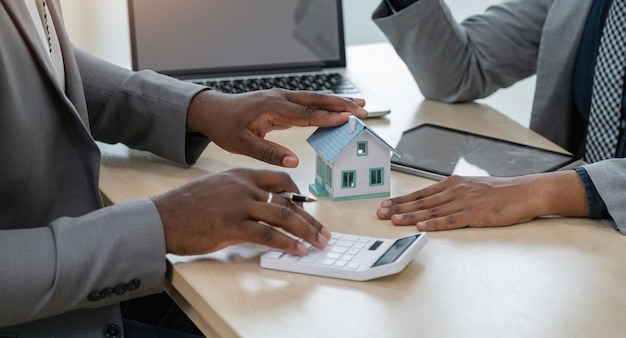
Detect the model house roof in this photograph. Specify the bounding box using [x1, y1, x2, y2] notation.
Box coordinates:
[307, 116, 400, 163]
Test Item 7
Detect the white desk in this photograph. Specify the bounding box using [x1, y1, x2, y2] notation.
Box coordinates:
[99, 43, 626, 338]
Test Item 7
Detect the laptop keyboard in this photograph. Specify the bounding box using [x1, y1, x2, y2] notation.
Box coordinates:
[188, 72, 360, 95]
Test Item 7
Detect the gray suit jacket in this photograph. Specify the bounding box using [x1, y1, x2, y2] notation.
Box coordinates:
[373, 0, 626, 233]
[0, 1, 208, 336]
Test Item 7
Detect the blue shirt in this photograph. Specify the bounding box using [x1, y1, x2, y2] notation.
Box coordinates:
[384, 0, 620, 219]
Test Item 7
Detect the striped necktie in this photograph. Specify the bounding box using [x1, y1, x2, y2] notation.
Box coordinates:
[585, 0, 626, 163]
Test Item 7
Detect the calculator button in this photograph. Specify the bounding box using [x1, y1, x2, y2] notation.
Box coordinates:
[347, 262, 360, 269]
[263, 250, 283, 259]
[330, 246, 348, 254]
[347, 248, 359, 255]
[341, 254, 355, 261]
[282, 254, 301, 261]
[302, 250, 324, 259]
[354, 243, 366, 249]
[326, 252, 342, 260]
[319, 259, 336, 266]
[335, 260, 348, 268]
[337, 240, 354, 247]
[299, 255, 318, 263]
[343, 235, 359, 241]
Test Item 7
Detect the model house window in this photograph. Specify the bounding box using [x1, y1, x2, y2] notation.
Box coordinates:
[316, 156, 323, 177]
[369, 168, 384, 186]
[341, 170, 356, 188]
[357, 141, 368, 156]
[326, 165, 332, 187]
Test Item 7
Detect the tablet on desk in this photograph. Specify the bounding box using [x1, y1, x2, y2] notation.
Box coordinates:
[391, 124, 583, 180]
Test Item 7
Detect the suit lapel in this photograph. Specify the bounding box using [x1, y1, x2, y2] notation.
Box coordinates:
[46, 0, 91, 127]
[535, 0, 594, 101]
[2, 1, 61, 92]
[531, 0, 595, 135]
[1, 0, 92, 132]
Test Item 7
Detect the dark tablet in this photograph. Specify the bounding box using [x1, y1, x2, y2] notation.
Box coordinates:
[391, 124, 583, 180]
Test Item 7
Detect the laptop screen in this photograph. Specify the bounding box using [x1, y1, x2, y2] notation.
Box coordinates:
[128, 0, 345, 78]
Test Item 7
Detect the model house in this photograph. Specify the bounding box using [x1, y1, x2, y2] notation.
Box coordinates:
[307, 116, 400, 201]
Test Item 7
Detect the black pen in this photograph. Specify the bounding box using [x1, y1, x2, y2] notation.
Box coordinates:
[278, 192, 318, 203]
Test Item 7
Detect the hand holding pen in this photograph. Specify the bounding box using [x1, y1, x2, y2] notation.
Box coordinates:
[277, 192, 318, 204]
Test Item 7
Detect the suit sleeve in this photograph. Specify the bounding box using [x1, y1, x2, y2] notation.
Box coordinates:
[0, 199, 167, 327]
[73, 47, 210, 166]
[1, 49, 210, 327]
[582, 159, 626, 234]
[372, 0, 548, 102]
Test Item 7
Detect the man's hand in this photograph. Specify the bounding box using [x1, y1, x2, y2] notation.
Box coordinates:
[186, 89, 368, 168]
[152, 168, 330, 256]
[377, 171, 589, 231]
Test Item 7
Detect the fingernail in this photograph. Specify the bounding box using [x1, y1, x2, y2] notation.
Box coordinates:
[320, 227, 331, 240]
[416, 222, 426, 230]
[379, 207, 389, 215]
[296, 242, 307, 253]
[282, 155, 298, 168]
[317, 230, 330, 246]
[381, 200, 391, 207]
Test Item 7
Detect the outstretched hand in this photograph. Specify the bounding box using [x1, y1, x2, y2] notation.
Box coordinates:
[186, 89, 368, 168]
[152, 168, 330, 256]
[377, 171, 588, 231]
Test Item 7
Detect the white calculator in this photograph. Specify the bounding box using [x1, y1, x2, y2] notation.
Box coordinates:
[260, 232, 427, 281]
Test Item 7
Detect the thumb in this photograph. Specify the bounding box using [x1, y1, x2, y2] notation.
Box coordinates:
[245, 138, 299, 168]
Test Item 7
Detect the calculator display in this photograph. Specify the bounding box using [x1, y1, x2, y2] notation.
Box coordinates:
[371, 234, 420, 267]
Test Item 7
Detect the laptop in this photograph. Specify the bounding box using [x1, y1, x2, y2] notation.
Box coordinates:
[127, 0, 390, 118]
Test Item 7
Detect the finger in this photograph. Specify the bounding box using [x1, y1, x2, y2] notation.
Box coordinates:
[251, 200, 329, 250]
[253, 170, 301, 194]
[280, 91, 369, 122]
[415, 211, 471, 231]
[386, 192, 464, 225]
[239, 220, 309, 255]
[343, 96, 367, 108]
[268, 192, 327, 235]
[250, 170, 332, 246]
[271, 101, 355, 128]
[389, 206, 449, 226]
[282, 89, 367, 110]
[380, 183, 447, 208]
[238, 135, 299, 167]
[413, 207, 529, 231]
[378, 187, 452, 220]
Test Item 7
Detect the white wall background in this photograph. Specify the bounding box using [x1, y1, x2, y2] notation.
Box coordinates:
[59, 0, 533, 127]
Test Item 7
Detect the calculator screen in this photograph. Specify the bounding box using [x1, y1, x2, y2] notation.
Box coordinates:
[371, 234, 421, 267]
